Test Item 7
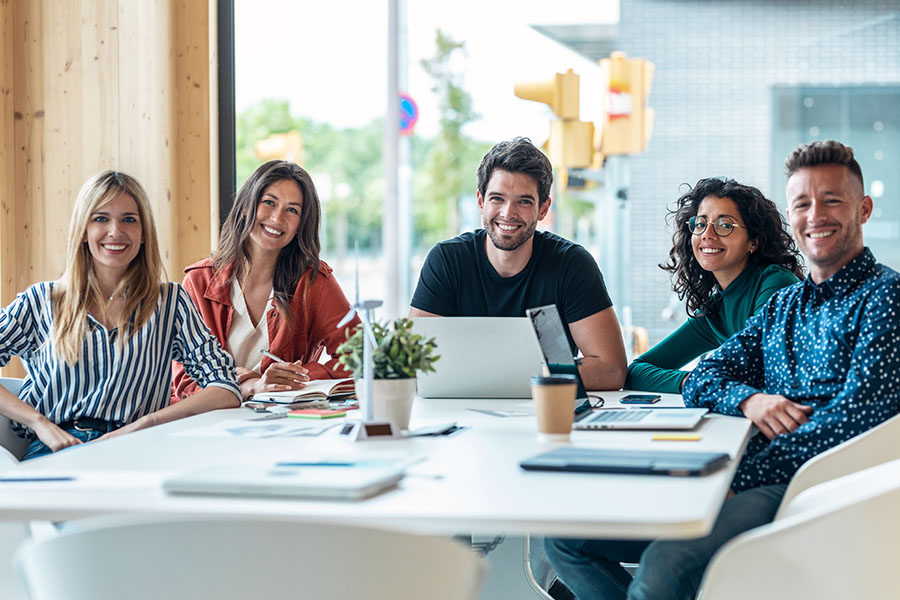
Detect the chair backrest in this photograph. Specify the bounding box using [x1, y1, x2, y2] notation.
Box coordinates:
[0, 378, 28, 461]
[699, 458, 900, 600]
[17, 515, 486, 600]
[775, 411, 900, 518]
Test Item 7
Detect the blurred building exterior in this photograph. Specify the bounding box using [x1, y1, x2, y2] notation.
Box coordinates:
[550, 0, 899, 343]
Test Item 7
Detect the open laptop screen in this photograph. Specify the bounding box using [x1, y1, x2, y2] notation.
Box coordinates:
[525, 304, 590, 403]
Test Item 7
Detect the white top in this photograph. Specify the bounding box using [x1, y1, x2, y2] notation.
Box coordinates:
[225, 279, 272, 372]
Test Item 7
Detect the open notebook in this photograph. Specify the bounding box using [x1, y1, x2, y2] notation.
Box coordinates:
[252, 378, 355, 404]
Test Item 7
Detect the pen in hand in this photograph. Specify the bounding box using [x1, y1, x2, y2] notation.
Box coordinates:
[261, 350, 285, 363]
[260, 349, 310, 385]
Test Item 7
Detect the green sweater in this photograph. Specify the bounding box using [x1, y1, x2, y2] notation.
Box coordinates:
[625, 264, 800, 394]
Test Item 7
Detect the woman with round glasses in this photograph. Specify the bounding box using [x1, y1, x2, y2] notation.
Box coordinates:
[625, 177, 804, 393]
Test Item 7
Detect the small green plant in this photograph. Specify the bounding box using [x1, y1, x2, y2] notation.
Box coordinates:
[337, 318, 440, 379]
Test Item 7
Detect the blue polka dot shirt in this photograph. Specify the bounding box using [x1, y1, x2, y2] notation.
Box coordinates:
[683, 248, 900, 492]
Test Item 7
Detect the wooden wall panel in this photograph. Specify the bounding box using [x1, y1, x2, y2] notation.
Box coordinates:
[0, 1, 17, 305]
[117, 1, 178, 275]
[16, 1, 43, 292]
[0, 0, 217, 377]
[173, 0, 217, 272]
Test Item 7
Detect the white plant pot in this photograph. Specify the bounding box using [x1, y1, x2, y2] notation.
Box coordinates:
[357, 378, 417, 430]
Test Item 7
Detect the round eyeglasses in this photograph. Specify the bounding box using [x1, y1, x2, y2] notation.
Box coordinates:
[686, 216, 748, 237]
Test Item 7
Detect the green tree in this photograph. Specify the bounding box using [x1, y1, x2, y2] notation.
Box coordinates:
[234, 98, 301, 186]
[416, 30, 488, 247]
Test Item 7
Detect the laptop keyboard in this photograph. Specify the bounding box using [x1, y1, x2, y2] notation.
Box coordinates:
[587, 410, 651, 423]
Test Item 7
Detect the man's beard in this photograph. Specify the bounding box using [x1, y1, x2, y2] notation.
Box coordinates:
[484, 217, 537, 252]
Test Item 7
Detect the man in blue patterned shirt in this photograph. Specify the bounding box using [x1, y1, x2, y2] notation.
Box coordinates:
[546, 140, 900, 600]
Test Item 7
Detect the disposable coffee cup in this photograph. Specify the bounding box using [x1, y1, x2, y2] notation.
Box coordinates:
[531, 374, 578, 441]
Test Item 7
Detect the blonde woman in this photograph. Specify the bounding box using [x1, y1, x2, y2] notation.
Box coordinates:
[0, 171, 240, 460]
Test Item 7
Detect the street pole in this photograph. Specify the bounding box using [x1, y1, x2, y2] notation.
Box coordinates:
[383, 0, 400, 317]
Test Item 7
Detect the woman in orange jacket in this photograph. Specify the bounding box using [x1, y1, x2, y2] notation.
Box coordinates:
[172, 160, 359, 402]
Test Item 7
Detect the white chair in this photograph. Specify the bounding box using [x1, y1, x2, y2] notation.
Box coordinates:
[0, 378, 31, 600]
[0, 377, 29, 461]
[0, 437, 29, 600]
[698, 458, 900, 600]
[775, 411, 900, 518]
[543, 413, 900, 599]
[16, 514, 486, 600]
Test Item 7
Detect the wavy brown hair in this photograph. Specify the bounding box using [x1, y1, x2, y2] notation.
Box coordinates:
[53, 171, 164, 365]
[214, 160, 321, 321]
[661, 177, 804, 316]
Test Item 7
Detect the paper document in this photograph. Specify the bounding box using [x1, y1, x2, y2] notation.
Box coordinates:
[172, 419, 340, 439]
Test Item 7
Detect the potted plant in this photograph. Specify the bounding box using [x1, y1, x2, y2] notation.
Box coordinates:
[337, 318, 439, 429]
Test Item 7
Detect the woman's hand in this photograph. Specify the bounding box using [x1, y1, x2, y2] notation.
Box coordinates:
[30, 418, 83, 453]
[248, 361, 310, 396]
[96, 413, 156, 442]
[235, 367, 260, 385]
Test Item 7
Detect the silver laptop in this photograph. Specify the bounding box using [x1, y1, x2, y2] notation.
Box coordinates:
[413, 317, 542, 398]
[163, 465, 404, 500]
[573, 407, 708, 431]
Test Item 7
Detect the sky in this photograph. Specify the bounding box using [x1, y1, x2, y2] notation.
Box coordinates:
[235, 0, 619, 143]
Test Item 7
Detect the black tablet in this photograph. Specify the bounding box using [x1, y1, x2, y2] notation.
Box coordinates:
[520, 447, 731, 477]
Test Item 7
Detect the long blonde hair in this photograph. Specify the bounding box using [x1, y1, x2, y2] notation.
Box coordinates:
[52, 171, 165, 365]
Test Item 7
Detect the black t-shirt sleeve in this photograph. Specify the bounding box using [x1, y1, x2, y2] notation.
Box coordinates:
[557, 245, 613, 323]
[410, 243, 458, 315]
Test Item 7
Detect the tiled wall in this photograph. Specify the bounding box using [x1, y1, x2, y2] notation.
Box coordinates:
[616, 0, 900, 344]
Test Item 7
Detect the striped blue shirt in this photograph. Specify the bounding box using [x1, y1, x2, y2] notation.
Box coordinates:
[0, 281, 240, 438]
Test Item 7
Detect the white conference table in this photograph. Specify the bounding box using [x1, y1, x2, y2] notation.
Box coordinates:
[0, 391, 751, 540]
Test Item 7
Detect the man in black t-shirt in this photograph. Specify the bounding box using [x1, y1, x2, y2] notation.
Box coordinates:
[409, 137, 626, 390]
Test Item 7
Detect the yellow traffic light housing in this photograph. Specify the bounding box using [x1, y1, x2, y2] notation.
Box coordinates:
[548, 120, 594, 170]
[515, 69, 594, 168]
[514, 68, 581, 120]
[597, 52, 655, 156]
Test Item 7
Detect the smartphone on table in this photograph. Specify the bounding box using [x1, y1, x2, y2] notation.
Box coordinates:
[620, 394, 661, 405]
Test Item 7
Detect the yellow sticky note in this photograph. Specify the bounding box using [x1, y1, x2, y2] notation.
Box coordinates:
[652, 434, 702, 442]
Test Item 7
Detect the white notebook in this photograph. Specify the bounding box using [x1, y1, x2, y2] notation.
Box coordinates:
[163, 465, 403, 501]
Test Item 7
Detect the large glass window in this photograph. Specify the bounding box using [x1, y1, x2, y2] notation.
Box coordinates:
[234, 0, 617, 316]
[773, 85, 900, 269]
[232, 1, 900, 344]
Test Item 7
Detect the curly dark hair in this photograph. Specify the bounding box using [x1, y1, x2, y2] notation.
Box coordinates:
[661, 177, 804, 316]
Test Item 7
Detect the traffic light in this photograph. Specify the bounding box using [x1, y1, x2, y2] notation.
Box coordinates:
[514, 69, 580, 119]
[515, 69, 594, 169]
[597, 52, 655, 156]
